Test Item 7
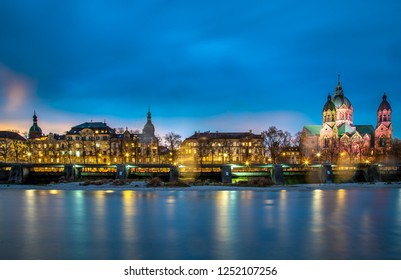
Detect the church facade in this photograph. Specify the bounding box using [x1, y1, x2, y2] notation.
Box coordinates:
[301, 77, 392, 163]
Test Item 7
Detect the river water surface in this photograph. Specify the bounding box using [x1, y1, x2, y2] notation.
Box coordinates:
[1, 188, 401, 259]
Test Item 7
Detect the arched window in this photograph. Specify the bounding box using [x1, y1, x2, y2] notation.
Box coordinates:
[324, 137, 329, 148]
[380, 136, 386, 147]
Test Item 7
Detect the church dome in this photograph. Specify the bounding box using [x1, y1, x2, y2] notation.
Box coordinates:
[377, 93, 391, 112]
[332, 77, 352, 109]
[323, 93, 336, 112]
[29, 124, 42, 134]
[143, 121, 155, 136]
[333, 94, 352, 108]
[28, 112, 43, 139]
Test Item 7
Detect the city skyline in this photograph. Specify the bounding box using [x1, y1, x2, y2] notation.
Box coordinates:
[1, 1, 400, 138]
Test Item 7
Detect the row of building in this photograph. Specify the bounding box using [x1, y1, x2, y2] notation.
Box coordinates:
[0, 77, 394, 165]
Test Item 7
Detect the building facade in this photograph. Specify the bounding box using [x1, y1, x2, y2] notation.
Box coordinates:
[180, 131, 264, 165]
[0, 131, 27, 163]
[301, 76, 392, 163]
[24, 109, 167, 164]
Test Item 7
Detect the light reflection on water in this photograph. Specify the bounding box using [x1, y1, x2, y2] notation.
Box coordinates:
[0, 188, 401, 259]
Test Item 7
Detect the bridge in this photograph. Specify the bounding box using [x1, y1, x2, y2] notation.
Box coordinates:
[1, 162, 400, 185]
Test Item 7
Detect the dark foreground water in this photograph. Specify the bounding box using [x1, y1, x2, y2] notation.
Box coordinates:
[1, 188, 401, 260]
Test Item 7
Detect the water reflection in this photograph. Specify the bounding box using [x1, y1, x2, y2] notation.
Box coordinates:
[214, 191, 236, 258]
[1, 188, 401, 260]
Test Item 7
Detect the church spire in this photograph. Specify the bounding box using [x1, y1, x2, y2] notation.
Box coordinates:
[147, 106, 151, 121]
[28, 111, 43, 139]
[335, 74, 343, 96]
[33, 110, 38, 124]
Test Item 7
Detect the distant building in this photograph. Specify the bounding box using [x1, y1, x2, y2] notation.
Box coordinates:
[301, 76, 392, 163]
[28, 111, 43, 139]
[24, 108, 165, 164]
[180, 130, 264, 165]
[281, 147, 301, 164]
[0, 131, 27, 163]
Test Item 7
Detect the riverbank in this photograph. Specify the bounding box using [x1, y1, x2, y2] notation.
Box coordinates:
[1, 181, 401, 191]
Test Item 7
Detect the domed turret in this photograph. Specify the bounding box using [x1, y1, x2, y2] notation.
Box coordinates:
[322, 93, 336, 124]
[331, 75, 354, 126]
[28, 111, 43, 139]
[323, 93, 336, 112]
[377, 93, 392, 126]
[377, 93, 391, 112]
[332, 75, 352, 109]
[142, 107, 155, 138]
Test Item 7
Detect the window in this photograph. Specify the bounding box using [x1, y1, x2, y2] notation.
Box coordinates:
[75, 136, 80, 140]
[324, 137, 329, 148]
[380, 137, 386, 147]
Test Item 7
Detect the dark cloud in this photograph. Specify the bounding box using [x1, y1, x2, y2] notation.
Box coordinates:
[1, 0, 400, 136]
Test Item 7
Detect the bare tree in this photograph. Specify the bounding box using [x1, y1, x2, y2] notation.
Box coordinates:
[322, 136, 338, 163]
[391, 138, 401, 163]
[0, 138, 12, 163]
[163, 132, 182, 163]
[261, 126, 290, 164]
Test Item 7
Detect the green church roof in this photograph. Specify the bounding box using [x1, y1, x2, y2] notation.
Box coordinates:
[355, 125, 375, 136]
[303, 125, 321, 136]
[337, 123, 355, 135]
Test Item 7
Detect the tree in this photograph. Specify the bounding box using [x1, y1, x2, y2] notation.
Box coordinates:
[0, 137, 12, 163]
[391, 138, 401, 163]
[261, 126, 291, 164]
[163, 132, 182, 163]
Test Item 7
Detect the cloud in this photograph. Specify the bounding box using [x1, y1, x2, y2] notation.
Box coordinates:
[0, 64, 35, 113]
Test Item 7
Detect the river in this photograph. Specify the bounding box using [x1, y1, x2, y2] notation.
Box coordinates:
[1, 188, 400, 259]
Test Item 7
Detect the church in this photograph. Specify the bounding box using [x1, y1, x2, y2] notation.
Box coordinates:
[301, 76, 392, 163]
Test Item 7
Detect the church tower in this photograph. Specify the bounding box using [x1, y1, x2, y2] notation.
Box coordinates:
[28, 111, 43, 139]
[332, 75, 353, 127]
[375, 93, 392, 151]
[322, 93, 336, 125]
[142, 106, 155, 143]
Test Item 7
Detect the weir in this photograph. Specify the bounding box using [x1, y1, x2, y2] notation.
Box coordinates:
[0, 162, 399, 185]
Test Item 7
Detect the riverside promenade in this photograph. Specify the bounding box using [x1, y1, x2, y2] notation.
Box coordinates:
[1, 181, 400, 191]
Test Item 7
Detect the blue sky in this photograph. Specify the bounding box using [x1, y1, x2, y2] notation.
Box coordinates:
[1, 0, 400, 138]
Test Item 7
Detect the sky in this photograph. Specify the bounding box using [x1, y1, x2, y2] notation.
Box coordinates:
[0, 0, 400, 139]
